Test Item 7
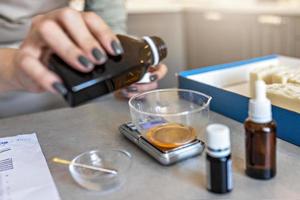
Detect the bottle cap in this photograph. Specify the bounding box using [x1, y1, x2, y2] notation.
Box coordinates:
[143, 36, 167, 65]
[206, 124, 231, 158]
[249, 80, 272, 123]
[150, 36, 167, 61]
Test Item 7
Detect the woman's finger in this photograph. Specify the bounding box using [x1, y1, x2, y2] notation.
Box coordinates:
[122, 82, 158, 98]
[36, 19, 94, 72]
[122, 81, 158, 98]
[53, 8, 107, 64]
[148, 63, 168, 81]
[17, 53, 64, 94]
[134, 81, 158, 92]
[82, 12, 123, 56]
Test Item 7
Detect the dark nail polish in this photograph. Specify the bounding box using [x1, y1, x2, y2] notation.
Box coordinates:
[52, 82, 68, 96]
[92, 48, 107, 63]
[127, 86, 138, 93]
[78, 55, 93, 69]
[150, 74, 158, 82]
[111, 40, 124, 56]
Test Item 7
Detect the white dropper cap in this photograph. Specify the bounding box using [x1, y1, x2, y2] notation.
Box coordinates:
[206, 124, 231, 158]
[248, 80, 272, 123]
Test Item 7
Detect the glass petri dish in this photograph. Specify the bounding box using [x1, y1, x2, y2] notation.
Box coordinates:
[69, 149, 132, 193]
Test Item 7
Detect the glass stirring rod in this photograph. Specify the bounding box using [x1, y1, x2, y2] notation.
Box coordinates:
[52, 157, 118, 175]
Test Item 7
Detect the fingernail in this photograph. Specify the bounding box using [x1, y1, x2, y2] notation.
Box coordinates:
[111, 40, 124, 56]
[92, 48, 107, 63]
[127, 86, 138, 93]
[78, 55, 93, 69]
[52, 82, 68, 96]
[150, 74, 158, 82]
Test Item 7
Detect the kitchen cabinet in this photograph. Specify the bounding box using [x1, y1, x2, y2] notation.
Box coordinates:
[184, 11, 298, 69]
[185, 11, 253, 68]
[294, 18, 300, 57]
[251, 14, 295, 57]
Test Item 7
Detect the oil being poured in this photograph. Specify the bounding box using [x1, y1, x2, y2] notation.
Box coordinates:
[145, 123, 197, 150]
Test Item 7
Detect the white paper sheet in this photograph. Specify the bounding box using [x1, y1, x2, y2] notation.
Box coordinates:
[0, 133, 60, 200]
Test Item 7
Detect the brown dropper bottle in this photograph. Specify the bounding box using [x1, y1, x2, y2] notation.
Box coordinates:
[244, 80, 276, 180]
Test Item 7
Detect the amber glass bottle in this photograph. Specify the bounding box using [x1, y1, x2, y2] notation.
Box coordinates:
[244, 119, 276, 179]
[245, 80, 277, 180]
[49, 35, 167, 106]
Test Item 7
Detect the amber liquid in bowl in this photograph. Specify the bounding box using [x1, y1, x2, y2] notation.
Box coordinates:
[145, 123, 197, 150]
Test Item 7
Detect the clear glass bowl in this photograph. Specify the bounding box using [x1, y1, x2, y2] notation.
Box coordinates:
[129, 88, 212, 149]
[69, 149, 132, 192]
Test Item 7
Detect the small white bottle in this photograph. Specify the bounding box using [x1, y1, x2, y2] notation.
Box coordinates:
[206, 124, 233, 194]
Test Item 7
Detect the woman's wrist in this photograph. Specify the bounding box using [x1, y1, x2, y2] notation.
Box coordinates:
[0, 48, 23, 92]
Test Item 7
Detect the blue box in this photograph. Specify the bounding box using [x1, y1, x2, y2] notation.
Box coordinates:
[179, 55, 300, 146]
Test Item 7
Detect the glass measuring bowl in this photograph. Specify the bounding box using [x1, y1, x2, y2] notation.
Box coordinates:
[69, 149, 132, 193]
[129, 88, 212, 150]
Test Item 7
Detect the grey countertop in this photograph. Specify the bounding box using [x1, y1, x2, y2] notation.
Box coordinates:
[0, 94, 300, 200]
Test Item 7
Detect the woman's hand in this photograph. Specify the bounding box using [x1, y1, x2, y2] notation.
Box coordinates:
[11, 7, 123, 94]
[119, 63, 168, 99]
